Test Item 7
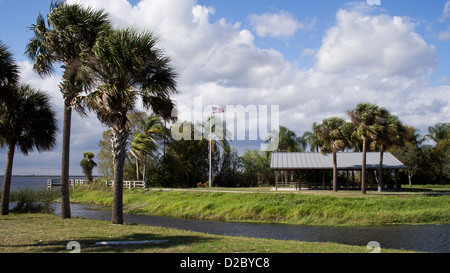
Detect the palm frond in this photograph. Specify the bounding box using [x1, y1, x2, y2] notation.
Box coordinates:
[0, 84, 58, 155]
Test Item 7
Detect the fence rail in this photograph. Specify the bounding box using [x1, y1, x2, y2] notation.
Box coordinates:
[47, 179, 89, 191]
[106, 180, 146, 189]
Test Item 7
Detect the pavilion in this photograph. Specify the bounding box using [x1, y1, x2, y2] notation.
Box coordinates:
[270, 152, 407, 190]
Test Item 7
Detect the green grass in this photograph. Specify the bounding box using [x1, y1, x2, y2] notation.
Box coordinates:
[0, 213, 414, 253]
[70, 184, 450, 226]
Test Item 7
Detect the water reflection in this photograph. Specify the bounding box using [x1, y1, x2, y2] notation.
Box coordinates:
[49, 203, 449, 253]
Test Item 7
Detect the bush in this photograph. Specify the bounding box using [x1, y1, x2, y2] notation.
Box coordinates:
[10, 189, 59, 213]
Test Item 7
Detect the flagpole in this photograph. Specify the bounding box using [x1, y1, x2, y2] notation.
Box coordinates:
[209, 103, 212, 188]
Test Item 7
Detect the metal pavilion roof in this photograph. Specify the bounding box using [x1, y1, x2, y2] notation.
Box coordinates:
[270, 152, 407, 170]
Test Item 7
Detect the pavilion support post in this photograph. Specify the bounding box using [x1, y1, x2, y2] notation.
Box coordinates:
[395, 169, 400, 190]
[346, 170, 349, 190]
[313, 170, 317, 188]
[322, 171, 325, 189]
[275, 171, 279, 191]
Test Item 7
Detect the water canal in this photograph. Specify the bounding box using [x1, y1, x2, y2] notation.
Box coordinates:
[3, 177, 448, 253]
[52, 203, 449, 253]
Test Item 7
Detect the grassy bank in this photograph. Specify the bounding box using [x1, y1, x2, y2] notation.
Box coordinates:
[0, 213, 413, 253]
[70, 185, 450, 226]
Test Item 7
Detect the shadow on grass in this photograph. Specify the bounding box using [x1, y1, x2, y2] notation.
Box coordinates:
[1, 232, 214, 253]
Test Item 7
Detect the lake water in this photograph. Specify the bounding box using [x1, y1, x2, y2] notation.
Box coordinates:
[0, 176, 90, 190]
[3, 176, 449, 253]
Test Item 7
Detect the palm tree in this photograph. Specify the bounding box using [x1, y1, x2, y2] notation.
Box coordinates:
[80, 152, 97, 182]
[372, 112, 405, 192]
[426, 123, 450, 184]
[83, 28, 177, 224]
[145, 115, 168, 151]
[0, 84, 58, 215]
[302, 122, 321, 152]
[314, 117, 347, 192]
[25, 1, 111, 219]
[264, 126, 303, 182]
[130, 132, 156, 181]
[348, 103, 387, 194]
[0, 41, 19, 96]
[426, 123, 450, 144]
[278, 126, 303, 152]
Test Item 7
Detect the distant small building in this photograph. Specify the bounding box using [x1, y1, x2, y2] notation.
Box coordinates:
[270, 152, 406, 190]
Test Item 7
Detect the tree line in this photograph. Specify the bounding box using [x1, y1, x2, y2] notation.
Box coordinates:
[95, 106, 449, 194]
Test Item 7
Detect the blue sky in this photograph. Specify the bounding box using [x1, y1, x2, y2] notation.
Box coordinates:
[1, 0, 449, 175]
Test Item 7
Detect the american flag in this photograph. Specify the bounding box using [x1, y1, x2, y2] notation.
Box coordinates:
[212, 106, 224, 114]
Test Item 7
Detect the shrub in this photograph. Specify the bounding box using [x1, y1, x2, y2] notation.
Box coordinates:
[10, 189, 59, 213]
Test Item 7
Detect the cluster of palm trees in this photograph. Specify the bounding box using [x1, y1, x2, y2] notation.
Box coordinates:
[264, 103, 406, 194]
[1, 1, 178, 224]
[300, 103, 405, 194]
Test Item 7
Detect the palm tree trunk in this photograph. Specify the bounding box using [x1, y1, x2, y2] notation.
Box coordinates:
[134, 154, 140, 181]
[60, 103, 72, 219]
[110, 126, 128, 225]
[361, 140, 367, 194]
[142, 157, 146, 182]
[332, 151, 337, 192]
[1, 141, 16, 215]
[378, 150, 384, 192]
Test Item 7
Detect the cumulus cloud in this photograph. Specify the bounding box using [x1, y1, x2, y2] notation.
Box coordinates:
[248, 10, 313, 38]
[315, 9, 437, 78]
[7, 0, 449, 175]
[50, 0, 450, 152]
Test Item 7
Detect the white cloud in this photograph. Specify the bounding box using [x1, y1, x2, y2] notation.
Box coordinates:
[315, 9, 437, 78]
[248, 10, 312, 38]
[440, 1, 450, 21]
[54, 1, 450, 151]
[439, 30, 450, 40]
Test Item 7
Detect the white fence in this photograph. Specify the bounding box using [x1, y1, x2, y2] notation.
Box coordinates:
[47, 179, 89, 191]
[106, 180, 146, 189]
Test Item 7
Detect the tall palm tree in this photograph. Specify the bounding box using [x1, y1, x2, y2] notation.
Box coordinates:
[0, 41, 19, 96]
[0, 84, 58, 215]
[314, 117, 347, 192]
[371, 112, 404, 192]
[348, 103, 387, 194]
[83, 28, 177, 224]
[25, 1, 111, 219]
